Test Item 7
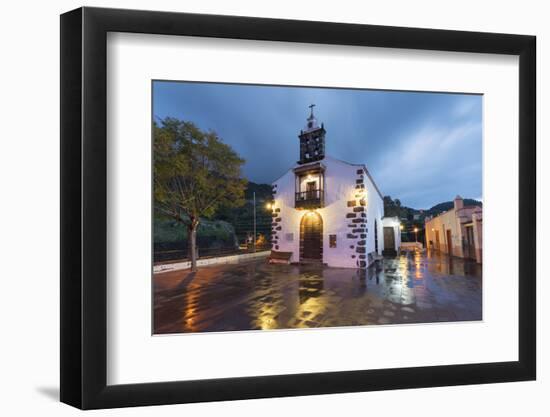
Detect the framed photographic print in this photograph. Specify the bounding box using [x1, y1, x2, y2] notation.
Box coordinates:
[60, 6, 536, 409]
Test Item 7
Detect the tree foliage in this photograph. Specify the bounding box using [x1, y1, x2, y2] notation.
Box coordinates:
[153, 117, 247, 269]
[383, 195, 405, 218]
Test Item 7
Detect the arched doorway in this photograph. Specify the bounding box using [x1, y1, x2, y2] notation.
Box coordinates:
[300, 211, 323, 262]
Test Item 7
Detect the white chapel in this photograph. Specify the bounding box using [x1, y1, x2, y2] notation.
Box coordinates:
[269, 106, 400, 268]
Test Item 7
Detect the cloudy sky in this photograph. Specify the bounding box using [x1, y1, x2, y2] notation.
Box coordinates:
[153, 81, 482, 209]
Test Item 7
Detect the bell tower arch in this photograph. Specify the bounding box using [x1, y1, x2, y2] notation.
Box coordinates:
[298, 104, 326, 164]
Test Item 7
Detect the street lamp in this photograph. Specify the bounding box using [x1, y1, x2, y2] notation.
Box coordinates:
[414, 227, 419, 243]
[253, 192, 256, 253]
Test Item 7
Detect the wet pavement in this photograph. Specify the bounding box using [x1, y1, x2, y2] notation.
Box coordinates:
[153, 250, 482, 334]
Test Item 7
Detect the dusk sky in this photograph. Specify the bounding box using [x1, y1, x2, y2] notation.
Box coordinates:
[153, 81, 482, 209]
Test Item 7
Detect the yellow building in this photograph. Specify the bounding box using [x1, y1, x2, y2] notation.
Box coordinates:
[424, 196, 482, 263]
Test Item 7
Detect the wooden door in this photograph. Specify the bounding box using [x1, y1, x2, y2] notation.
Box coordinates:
[435, 230, 440, 250]
[464, 226, 475, 259]
[374, 220, 379, 253]
[306, 181, 316, 200]
[300, 212, 323, 261]
[383, 227, 395, 250]
[446, 229, 453, 256]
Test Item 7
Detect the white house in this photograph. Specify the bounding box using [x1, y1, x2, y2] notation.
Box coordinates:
[269, 106, 399, 268]
[424, 195, 482, 263]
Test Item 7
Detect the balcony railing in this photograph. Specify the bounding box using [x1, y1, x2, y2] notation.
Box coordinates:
[295, 189, 324, 209]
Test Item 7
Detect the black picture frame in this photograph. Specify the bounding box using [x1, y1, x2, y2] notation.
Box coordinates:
[60, 6, 536, 410]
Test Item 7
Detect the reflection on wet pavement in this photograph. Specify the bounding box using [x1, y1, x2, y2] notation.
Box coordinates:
[154, 250, 482, 334]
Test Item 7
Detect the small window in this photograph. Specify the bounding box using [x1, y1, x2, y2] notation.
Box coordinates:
[329, 234, 337, 248]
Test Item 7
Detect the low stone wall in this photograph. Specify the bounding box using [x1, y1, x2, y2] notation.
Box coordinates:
[154, 250, 271, 274]
[401, 242, 424, 250]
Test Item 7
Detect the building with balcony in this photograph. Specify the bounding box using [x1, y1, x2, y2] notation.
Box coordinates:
[269, 106, 394, 268]
[424, 195, 482, 263]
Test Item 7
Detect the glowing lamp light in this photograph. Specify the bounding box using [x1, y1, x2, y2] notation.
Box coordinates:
[266, 203, 272, 210]
[414, 227, 419, 233]
[399, 225, 404, 231]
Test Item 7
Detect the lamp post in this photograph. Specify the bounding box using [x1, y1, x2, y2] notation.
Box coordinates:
[253, 191, 256, 253]
[414, 227, 419, 243]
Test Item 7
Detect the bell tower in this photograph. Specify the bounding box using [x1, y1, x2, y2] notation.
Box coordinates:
[298, 104, 326, 164]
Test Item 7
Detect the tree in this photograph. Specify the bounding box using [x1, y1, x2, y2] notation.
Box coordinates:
[154, 118, 247, 271]
[384, 195, 400, 217]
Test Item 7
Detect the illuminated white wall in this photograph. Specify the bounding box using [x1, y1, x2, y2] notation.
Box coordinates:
[364, 166, 385, 256]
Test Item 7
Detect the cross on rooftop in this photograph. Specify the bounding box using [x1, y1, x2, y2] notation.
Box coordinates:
[308, 103, 316, 118]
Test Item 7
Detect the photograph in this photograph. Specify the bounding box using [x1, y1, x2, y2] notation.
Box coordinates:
[152, 81, 484, 334]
